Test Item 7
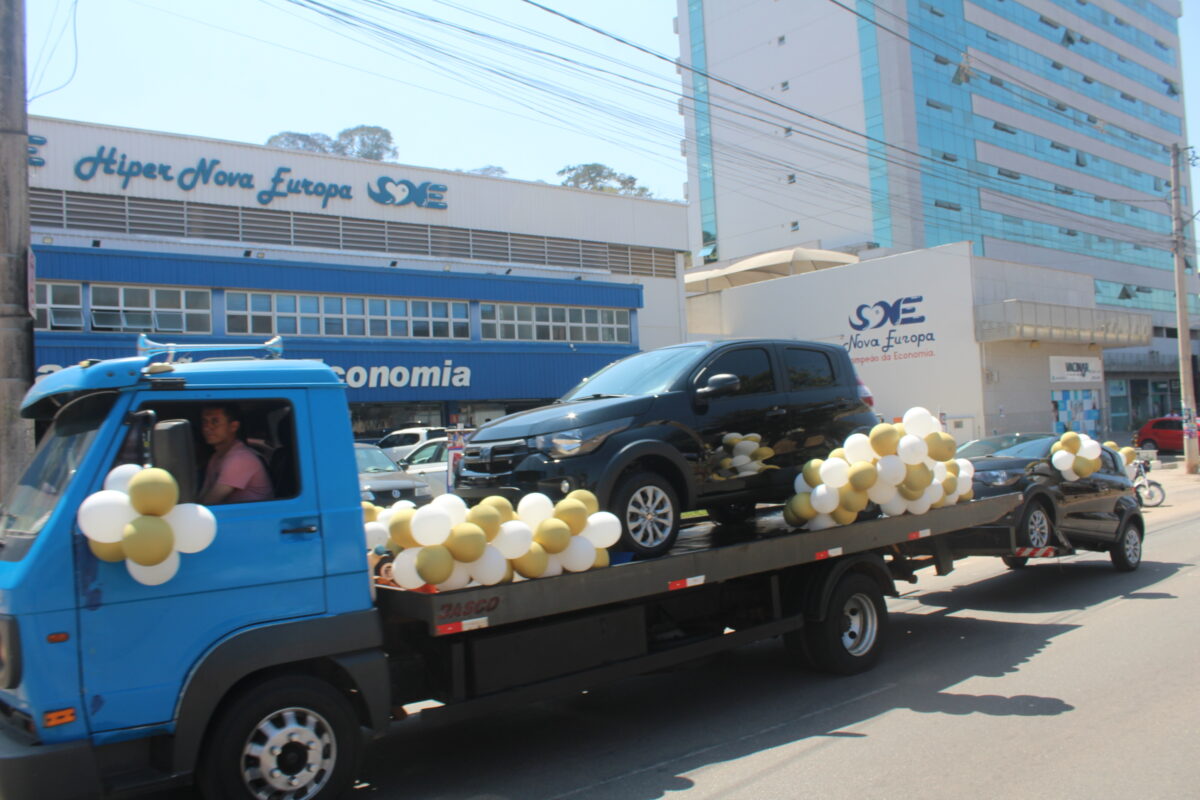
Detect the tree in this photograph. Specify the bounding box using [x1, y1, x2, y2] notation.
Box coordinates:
[556, 163, 652, 197]
[266, 125, 397, 161]
[464, 165, 508, 177]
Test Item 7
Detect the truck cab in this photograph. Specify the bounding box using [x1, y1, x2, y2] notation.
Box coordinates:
[0, 338, 389, 799]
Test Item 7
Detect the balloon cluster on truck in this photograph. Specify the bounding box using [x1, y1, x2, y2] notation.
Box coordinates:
[362, 489, 621, 592]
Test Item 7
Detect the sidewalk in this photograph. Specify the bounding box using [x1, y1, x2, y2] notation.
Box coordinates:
[1134, 456, 1200, 532]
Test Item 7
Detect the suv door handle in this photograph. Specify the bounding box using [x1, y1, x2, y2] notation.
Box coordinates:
[282, 525, 318, 535]
[765, 407, 787, 417]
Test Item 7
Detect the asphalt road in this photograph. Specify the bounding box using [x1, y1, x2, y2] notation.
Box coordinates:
[155, 468, 1200, 800]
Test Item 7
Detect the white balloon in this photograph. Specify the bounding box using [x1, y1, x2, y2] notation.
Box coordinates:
[104, 464, 143, 494]
[897, 435, 928, 465]
[493, 520, 534, 559]
[431, 493, 468, 526]
[126, 549, 180, 586]
[907, 496, 933, 515]
[516, 493, 554, 528]
[560, 536, 596, 572]
[843, 433, 875, 464]
[1051, 450, 1075, 471]
[923, 457, 939, 470]
[363, 521, 389, 550]
[880, 496, 909, 517]
[955, 458, 975, 480]
[932, 461, 948, 483]
[867, 481, 898, 505]
[581, 511, 621, 549]
[819, 458, 850, 488]
[1062, 469, 1079, 482]
[436, 560, 472, 591]
[794, 474, 811, 494]
[810, 484, 840, 514]
[923, 483, 944, 504]
[722, 433, 742, 449]
[542, 553, 564, 578]
[391, 549, 426, 590]
[410, 505, 452, 546]
[77, 490, 138, 544]
[806, 513, 837, 531]
[391, 499, 417, 510]
[1080, 440, 1101, 460]
[942, 492, 960, 506]
[469, 545, 508, 585]
[876, 455, 906, 486]
[730, 454, 751, 468]
[163, 503, 217, 554]
[902, 407, 937, 438]
[732, 440, 758, 458]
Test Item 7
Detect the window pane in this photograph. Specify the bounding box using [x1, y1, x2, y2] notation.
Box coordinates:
[369, 319, 387, 336]
[432, 321, 449, 337]
[517, 323, 533, 339]
[584, 309, 598, 324]
[601, 328, 615, 342]
[347, 318, 365, 336]
[124, 310, 152, 329]
[155, 311, 184, 332]
[51, 308, 83, 328]
[616, 309, 629, 325]
[500, 323, 515, 339]
[300, 295, 320, 314]
[300, 317, 320, 335]
[784, 348, 835, 388]
[251, 315, 273, 334]
[346, 298, 364, 316]
[185, 313, 210, 333]
[276, 295, 297, 313]
[412, 320, 430, 337]
[35, 284, 46, 304]
[568, 308, 582, 323]
[480, 303, 496, 320]
[155, 289, 181, 309]
[227, 314, 248, 334]
[35, 309, 47, 329]
[536, 325, 551, 341]
[584, 327, 599, 342]
[323, 297, 342, 315]
[92, 286, 120, 307]
[324, 318, 343, 335]
[481, 322, 496, 338]
[452, 321, 469, 338]
[551, 307, 566, 322]
[452, 303, 468, 319]
[368, 299, 386, 316]
[432, 302, 448, 318]
[185, 290, 210, 310]
[703, 347, 776, 394]
[277, 316, 297, 334]
[535, 306, 550, 322]
[124, 288, 150, 308]
[499, 305, 515, 321]
[390, 320, 408, 337]
[601, 309, 614, 324]
[250, 294, 271, 312]
[52, 284, 80, 305]
[552, 325, 566, 340]
[412, 301, 429, 317]
[226, 292, 247, 312]
[389, 300, 407, 316]
[616, 327, 630, 343]
[516, 306, 533, 322]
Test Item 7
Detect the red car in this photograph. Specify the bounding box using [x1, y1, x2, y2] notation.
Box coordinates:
[1136, 416, 1183, 452]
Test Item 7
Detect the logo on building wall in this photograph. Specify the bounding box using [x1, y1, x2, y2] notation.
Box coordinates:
[1049, 356, 1101, 383]
[366, 177, 448, 209]
[844, 296, 937, 366]
[848, 297, 926, 330]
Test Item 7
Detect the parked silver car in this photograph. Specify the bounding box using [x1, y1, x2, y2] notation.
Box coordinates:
[355, 443, 432, 506]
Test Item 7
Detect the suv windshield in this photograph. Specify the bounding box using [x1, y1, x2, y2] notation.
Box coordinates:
[990, 437, 1056, 459]
[1, 391, 118, 556]
[561, 345, 705, 400]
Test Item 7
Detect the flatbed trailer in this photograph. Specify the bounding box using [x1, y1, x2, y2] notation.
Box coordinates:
[375, 493, 1023, 721]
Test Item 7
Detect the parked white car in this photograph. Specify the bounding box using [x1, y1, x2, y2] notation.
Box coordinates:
[396, 438, 450, 496]
[378, 427, 446, 464]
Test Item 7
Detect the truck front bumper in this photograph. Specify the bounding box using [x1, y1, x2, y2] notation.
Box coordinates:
[0, 725, 100, 800]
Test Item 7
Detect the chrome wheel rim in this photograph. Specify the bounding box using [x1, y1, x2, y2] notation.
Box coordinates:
[240, 706, 336, 800]
[840, 592, 878, 657]
[626, 485, 674, 547]
[1122, 528, 1141, 565]
[1026, 508, 1051, 548]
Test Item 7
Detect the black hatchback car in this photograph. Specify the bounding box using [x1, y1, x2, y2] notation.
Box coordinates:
[966, 435, 1143, 570]
[454, 339, 878, 558]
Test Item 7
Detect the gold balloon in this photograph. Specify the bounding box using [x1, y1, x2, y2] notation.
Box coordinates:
[1060, 432, 1081, 454]
[931, 496, 947, 509]
[869, 423, 900, 456]
[1119, 446, 1137, 465]
[362, 502, 379, 524]
[941, 476, 958, 495]
[480, 495, 515, 523]
[924, 432, 957, 462]
[945, 460, 960, 476]
[465, 505, 502, 540]
[960, 486, 974, 501]
[847, 461, 877, 491]
[829, 447, 847, 462]
[831, 506, 858, 525]
[749, 446, 775, 462]
[89, 538, 126, 563]
[802, 459, 824, 488]
[565, 489, 600, 515]
[743, 433, 761, 443]
[512, 541, 549, 578]
[897, 483, 925, 501]
[501, 561, 515, 583]
[1073, 456, 1098, 478]
[893, 423, 906, 438]
[593, 547, 610, 569]
[446, 523, 487, 563]
[787, 492, 818, 521]
[904, 463, 933, 491]
[534, 518, 571, 555]
[719, 457, 733, 471]
[127, 468, 179, 517]
[553, 498, 590, 535]
[388, 508, 418, 549]
[122, 515, 175, 567]
[415, 545, 454, 585]
[1050, 441, 1064, 455]
[1104, 440, 1119, 450]
[838, 485, 869, 512]
[782, 504, 800, 528]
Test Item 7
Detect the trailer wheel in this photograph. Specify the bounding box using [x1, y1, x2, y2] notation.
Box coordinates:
[612, 470, 680, 559]
[1000, 556, 1028, 570]
[805, 573, 887, 675]
[1110, 522, 1142, 572]
[197, 675, 361, 800]
[1018, 500, 1054, 549]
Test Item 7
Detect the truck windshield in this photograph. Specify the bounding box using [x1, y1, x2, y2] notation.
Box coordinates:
[561, 344, 706, 400]
[0, 392, 117, 547]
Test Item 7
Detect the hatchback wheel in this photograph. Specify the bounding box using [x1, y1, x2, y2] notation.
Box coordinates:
[612, 470, 680, 559]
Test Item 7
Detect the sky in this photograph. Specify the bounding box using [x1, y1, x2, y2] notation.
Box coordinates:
[21, 0, 1200, 204]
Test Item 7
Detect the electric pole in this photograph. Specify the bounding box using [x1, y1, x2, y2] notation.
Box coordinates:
[1170, 143, 1198, 474]
[0, 0, 34, 495]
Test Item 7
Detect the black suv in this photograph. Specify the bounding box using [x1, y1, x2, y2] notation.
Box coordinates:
[454, 340, 877, 557]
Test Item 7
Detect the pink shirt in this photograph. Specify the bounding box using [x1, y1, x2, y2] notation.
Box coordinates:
[203, 440, 274, 503]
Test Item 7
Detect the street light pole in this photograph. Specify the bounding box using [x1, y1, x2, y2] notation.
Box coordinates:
[1170, 143, 1198, 474]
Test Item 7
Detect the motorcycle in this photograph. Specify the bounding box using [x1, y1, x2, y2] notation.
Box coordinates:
[1131, 459, 1165, 507]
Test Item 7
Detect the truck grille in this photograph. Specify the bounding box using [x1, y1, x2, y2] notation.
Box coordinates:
[462, 439, 529, 475]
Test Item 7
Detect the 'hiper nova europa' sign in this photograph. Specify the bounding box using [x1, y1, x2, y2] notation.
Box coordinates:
[843, 295, 938, 366]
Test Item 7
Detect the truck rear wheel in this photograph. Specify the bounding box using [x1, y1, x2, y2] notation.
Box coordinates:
[804, 573, 887, 675]
[198, 675, 361, 800]
[612, 470, 680, 559]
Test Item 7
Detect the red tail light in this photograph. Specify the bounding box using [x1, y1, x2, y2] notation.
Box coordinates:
[856, 377, 874, 407]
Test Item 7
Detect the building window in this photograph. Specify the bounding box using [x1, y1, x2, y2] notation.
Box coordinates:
[790, 220, 800, 231]
[998, 168, 1021, 179]
[934, 200, 962, 211]
[926, 99, 951, 111]
[786, 174, 796, 183]
[993, 121, 1017, 134]
[1050, 141, 1070, 152]
[225, 291, 467, 339]
[91, 285, 211, 333]
[34, 282, 83, 330]
[940, 151, 959, 162]
[479, 303, 631, 344]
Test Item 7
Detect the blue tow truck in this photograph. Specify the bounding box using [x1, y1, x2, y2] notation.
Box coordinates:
[0, 338, 1028, 799]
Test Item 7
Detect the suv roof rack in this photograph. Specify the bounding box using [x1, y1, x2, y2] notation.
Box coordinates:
[137, 334, 283, 363]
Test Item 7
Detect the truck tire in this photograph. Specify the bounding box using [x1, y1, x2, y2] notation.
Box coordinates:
[1000, 556, 1028, 570]
[612, 470, 680, 559]
[197, 675, 361, 800]
[804, 573, 887, 675]
[1017, 500, 1053, 549]
[1110, 522, 1142, 572]
[705, 502, 756, 525]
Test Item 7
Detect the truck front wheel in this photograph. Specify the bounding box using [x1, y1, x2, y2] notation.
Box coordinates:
[612, 470, 680, 559]
[198, 675, 361, 800]
[804, 573, 887, 675]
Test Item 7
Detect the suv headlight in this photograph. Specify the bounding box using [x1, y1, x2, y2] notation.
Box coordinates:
[974, 469, 1021, 487]
[529, 418, 632, 459]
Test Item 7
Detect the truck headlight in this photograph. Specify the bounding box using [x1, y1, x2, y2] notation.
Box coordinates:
[529, 418, 633, 459]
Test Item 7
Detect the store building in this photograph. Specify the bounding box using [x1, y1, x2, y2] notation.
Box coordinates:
[675, 0, 1194, 438]
[27, 117, 689, 434]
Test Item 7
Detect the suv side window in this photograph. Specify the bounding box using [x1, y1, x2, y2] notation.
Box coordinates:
[783, 347, 835, 389]
[1100, 449, 1122, 475]
[1155, 419, 1182, 430]
[697, 347, 775, 395]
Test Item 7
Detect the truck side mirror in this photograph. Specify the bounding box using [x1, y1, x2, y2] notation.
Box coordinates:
[153, 420, 198, 504]
[696, 373, 741, 400]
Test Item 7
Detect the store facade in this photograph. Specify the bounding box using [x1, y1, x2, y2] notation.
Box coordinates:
[28, 118, 689, 434]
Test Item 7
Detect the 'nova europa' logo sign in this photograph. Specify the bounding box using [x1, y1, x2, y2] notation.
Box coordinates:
[848, 296, 926, 330]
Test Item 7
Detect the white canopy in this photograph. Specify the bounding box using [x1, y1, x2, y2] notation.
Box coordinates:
[684, 247, 859, 292]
